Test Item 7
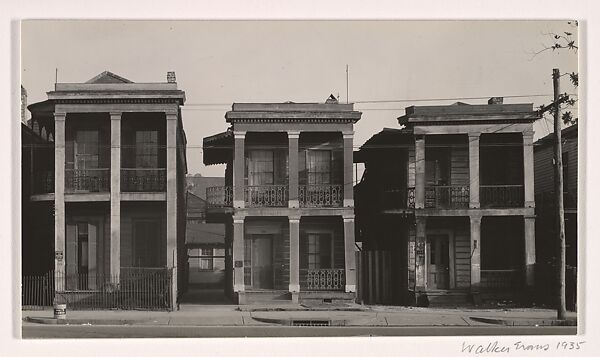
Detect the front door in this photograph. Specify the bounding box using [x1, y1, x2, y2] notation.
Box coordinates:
[245, 235, 274, 289]
[426, 234, 450, 289]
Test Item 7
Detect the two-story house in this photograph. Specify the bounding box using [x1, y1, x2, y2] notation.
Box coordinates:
[203, 96, 362, 304]
[26, 71, 187, 310]
[355, 98, 539, 306]
[534, 124, 578, 311]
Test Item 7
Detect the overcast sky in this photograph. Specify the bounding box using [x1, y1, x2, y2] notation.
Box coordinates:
[21, 20, 578, 177]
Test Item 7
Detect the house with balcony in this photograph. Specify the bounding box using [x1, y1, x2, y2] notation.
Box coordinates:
[534, 124, 578, 310]
[203, 96, 361, 304]
[354, 98, 539, 306]
[25, 71, 187, 310]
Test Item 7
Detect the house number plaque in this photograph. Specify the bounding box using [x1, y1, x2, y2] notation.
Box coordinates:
[234, 260, 243, 268]
[55, 251, 64, 261]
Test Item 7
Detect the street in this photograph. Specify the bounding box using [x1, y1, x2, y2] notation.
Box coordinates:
[22, 324, 577, 338]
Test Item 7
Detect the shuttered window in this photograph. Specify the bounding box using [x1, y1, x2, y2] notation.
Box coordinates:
[307, 150, 331, 185]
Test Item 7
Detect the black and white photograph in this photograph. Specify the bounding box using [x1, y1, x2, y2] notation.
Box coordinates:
[3, 1, 599, 355]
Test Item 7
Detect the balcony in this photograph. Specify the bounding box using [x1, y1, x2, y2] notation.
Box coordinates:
[480, 185, 524, 208]
[303, 268, 345, 291]
[32, 171, 54, 194]
[379, 187, 416, 210]
[121, 168, 166, 192]
[206, 186, 233, 207]
[299, 184, 343, 208]
[65, 169, 110, 193]
[245, 185, 288, 207]
[425, 185, 469, 209]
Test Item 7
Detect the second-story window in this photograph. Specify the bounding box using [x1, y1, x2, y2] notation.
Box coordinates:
[74, 130, 99, 170]
[247, 150, 274, 185]
[135, 131, 158, 168]
[307, 150, 331, 185]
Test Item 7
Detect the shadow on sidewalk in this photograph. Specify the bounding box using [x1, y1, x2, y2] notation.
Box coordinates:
[179, 286, 234, 305]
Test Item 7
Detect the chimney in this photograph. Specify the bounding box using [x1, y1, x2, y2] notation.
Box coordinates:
[488, 97, 503, 105]
[167, 71, 176, 83]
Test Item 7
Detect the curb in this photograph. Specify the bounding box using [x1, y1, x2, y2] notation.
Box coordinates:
[469, 316, 577, 327]
[24, 317, 138, 326]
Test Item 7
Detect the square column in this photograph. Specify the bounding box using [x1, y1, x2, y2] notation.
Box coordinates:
[54, 112, 66, 291]
[166, 112, 178, 308]
[470, 215, 482, 292]
[289, 216, 300, 302]
[415, 136, 426, 209]
[343, 216, 356, 292]
[232, 216, 245, 302]
[343, 132, 354, 207]
[110, 112, 121, 284]
[523, 131, 535, 208]
[524, 215, 536, 287]
[288, 131, 300, 208]
[233, 131, 246, 208]
[468, 133, 481, 208]
[414, 217, 427, 290]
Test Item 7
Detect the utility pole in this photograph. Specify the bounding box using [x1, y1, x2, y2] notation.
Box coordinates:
[553, 68, 567, 320]
[346, 64, 349, 104]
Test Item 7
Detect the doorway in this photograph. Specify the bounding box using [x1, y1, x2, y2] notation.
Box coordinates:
[244, 234, 274, 289]
[426, 234, 450, 289]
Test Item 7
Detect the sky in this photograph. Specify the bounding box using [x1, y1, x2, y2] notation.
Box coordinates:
[21, 20, 578, 177]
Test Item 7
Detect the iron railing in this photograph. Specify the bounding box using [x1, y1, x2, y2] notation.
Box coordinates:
[304, 268, 345, 291]
[480, 269, 522, 289]
[65, 168, 110, 192]
[22, 268, 173, 310]
[299, 184, 343, 207]
[32, 170, 54, 194]
[121, 168, 166, 192]
[480, 185, 524, 208]
[380, 187, 416, 209]
[425, 185, 469, 209]
[206, 186, 233, 207]
[245, 185, 288, 207]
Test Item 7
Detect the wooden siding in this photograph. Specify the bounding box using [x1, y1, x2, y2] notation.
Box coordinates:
[453, 226, 471, 288]
[450, 146, 469, 186]
[535, 134, 578, 196]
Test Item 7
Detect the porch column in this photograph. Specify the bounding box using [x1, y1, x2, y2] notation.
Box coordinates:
[343, 132, 354, 207]
[110, 112, 121, 284]
[343, 215, 356, 293]
[233, 216, 246, 303]
[414, 216, 427, 291]
[524, 215, 536, 287]
[523, 131, 535, 208]
[288, 131, 300, 208]
[233, 131, 246, 208]
[54, 112, 66, 291]
[468, 133, 481, 208]
[415, 135, 425, 209]
[166, 112, 178, 307]
[470, 215, 482, 293]
[289, 216, 300, 302]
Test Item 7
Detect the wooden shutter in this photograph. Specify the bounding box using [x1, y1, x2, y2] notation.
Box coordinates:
[88, 223, 97, 289]
[65, 224, 78, 290]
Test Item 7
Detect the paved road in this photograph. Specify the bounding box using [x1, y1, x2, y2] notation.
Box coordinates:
[22, 324, 577, 338]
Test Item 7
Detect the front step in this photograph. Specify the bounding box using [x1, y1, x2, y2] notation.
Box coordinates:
[426, 290, 470, 307]
[240, 290, 293, 304]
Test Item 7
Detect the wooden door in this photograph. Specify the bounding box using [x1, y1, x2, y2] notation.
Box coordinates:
[250, 235, 274, 289]
[426, 234, 450, 289]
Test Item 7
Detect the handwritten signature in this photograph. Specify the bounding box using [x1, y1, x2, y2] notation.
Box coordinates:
[461, 341, 586, 354]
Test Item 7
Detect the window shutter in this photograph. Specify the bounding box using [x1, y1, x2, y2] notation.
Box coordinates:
[298, 149, 307, 185]
[65, 224, 78, 290]
[88, 223, 97, 289]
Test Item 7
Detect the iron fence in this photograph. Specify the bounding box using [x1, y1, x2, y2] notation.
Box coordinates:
[22, 268, 173, 310]
[480, 269, 522, 289]
[480, 185, 524, 208]
[121, 168, 166, 192]
[299, 184, 343, 207]
[425, 185, 469, 209]
[65, 168, 110, 192]
[245, 185, 288, 207]
[303, 268, 345, 291]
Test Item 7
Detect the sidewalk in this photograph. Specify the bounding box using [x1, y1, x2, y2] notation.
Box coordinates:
[22, 304, 578, 327]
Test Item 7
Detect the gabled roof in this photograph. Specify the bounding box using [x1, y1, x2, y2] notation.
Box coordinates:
[85, 71, 133, 84]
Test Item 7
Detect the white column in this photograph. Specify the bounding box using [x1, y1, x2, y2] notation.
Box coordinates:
[415, 136, 426, 209]
[524, 215, 536, 287]
[110, 112, 121, 284]
[288, 131, 300, 208]
[468, 133, 481, 209]
[470, 215, 482, 292]
[233, 131, 246, 208]
[344, 215, 356, 293]
[523, 131, 535, 208]
[233, 216, 245, 302]
[415, 216, 427, 290]
[289, 216, 300, 301]
[54, 112, 66, 291]
[166, 112, 178, 308]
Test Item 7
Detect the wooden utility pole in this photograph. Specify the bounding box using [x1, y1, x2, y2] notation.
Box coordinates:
[553, 68, 567, 320]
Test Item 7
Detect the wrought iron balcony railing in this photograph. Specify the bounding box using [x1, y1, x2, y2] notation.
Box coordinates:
[206, 186, 233, 207]
[304, 268, 345, 291]
[425, 185, 469, 209]
[32, 170, 54, 194]
[245, 185, 288, 207]
[299, 184, 343, 207]
[480, 184, 524, 208]
[65, 169, 110, 193]
[379, 187, 416, 209]
[121, 168, 166, 192]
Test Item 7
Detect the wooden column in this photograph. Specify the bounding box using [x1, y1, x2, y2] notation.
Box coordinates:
[54, 112, 66, 291]
[414, 217, 427, 290]
[233, 131, 246, 208]
[523, 131, 535, 208]
[232, 216, 246, 303]
[288, 216, 300, 302]
[415, 136, 426, 209]
[288, 131, 300, 208]
[524, 215, 536, 287]
[110, 112, 121, 285]
[343, 216, 356, 293]
[166, 112, 178, 308]
[470, 215, 482, 292]
[468, 133, 481, 208]
[343, 132, 354, 207]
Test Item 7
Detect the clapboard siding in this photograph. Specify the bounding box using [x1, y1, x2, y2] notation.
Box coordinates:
[535, 128, 578, 196]
[450, 147, 470, 186]
[454, 226, 471, 288]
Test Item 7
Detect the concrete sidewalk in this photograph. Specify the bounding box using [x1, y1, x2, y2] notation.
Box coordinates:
[22, 305, 577, 327]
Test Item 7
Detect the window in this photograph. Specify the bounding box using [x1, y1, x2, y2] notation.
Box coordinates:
[74, 130, 99, 169]
[199, 248, 214, 270]
[135, 131, 159, 168]
[307, 233, 333, 269]
[247, 150, 274, 185]
[307, 151, 331, 185]
[133, 220, 161, 267]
